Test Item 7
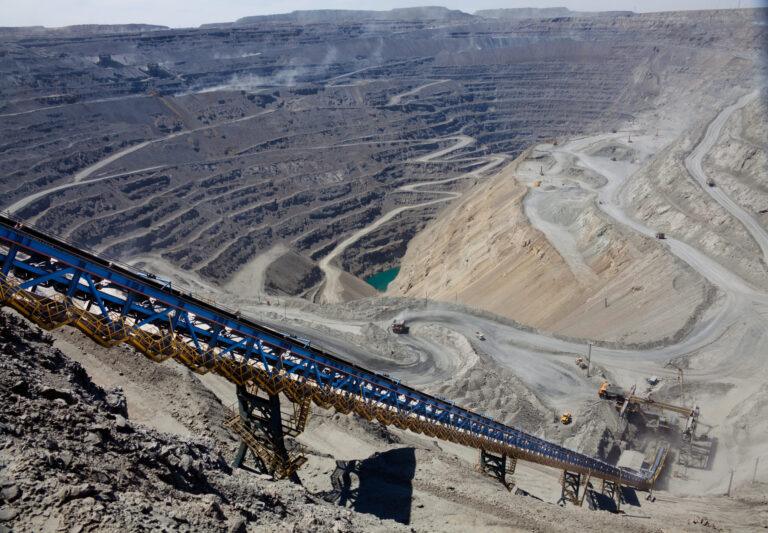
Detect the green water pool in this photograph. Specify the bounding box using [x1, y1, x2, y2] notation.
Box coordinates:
[365, 267, 400, 292]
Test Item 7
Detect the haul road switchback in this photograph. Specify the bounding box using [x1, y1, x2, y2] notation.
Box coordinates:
[0, 213, 666, 497]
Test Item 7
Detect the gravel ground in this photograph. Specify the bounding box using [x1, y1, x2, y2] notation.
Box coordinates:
[0, 311, 406, 533]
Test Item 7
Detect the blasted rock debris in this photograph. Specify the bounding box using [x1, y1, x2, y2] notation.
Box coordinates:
[0, 311, 405, 532]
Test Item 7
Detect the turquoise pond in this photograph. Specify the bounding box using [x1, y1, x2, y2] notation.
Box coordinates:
[364, 267, 400, 292]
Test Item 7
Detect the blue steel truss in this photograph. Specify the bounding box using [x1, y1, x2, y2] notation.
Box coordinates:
[0, 213, 664, 489]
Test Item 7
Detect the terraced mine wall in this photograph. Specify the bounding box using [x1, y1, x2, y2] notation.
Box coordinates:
[0, 10, 763, 294]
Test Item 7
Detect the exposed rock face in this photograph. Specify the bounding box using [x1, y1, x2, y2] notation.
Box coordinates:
[476, 7, 576, 19]
[704, 93, 768, 262]
[0, 24, 169, 39]
[232, 7, 473, 26]
[0, 310, 406, 532]
[264, 250, 323, 296]
[474, 8, 633, 19]
[2, 9, 761, 300]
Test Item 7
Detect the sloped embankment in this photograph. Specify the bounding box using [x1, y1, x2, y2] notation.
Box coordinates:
[0, 310, 404, 532]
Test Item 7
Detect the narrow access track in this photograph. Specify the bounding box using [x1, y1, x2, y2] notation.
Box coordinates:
[684, 91, 767, 262]
[317, 134, 506, 303]
[6, 108, 276, 215]
[387, 80, 450, 106]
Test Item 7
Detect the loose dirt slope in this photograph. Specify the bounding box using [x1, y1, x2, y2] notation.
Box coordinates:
[389, 157, 710, 344]
[390, 13, 765, 344]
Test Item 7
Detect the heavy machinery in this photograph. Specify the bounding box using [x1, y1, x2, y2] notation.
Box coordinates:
[390, 319, 409, 334]
[598, 381, 626, 401]
[598, 382, 700, 439]
[561, 412, 573, 425]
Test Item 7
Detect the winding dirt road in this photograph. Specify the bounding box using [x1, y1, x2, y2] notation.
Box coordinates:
[317, 134, 506, 303]
[684, 91, 767, 262]
[387, 80, 449, 106]
[11, 86, 765, 439]
[6, 108, 276, 215]
[271, 91, 768, 430]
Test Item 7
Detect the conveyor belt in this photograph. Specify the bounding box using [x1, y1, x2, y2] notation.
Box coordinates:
[0, 212, 665, 489]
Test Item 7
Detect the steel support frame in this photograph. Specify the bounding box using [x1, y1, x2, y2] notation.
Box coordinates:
[559, 471, 581, 505]
[601, 478, 622, 511]
[231, 385, 300, 483]
[479, 448, 515, 490]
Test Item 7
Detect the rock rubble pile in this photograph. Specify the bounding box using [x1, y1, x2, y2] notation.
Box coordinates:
[0, 311, 403, 532]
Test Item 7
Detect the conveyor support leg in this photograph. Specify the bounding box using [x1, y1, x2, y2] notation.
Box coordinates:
[228, 385, 302, 483]
[559, 471, 581, 505]
[479, 448, 515, 490]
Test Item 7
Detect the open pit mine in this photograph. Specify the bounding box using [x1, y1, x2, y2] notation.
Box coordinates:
[1, 5, 767, 532]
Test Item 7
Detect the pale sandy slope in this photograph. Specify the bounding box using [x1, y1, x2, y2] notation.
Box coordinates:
[389, 28, 766, 345]
[389, 77, 767, 346]
[388, 152, 710, 345]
